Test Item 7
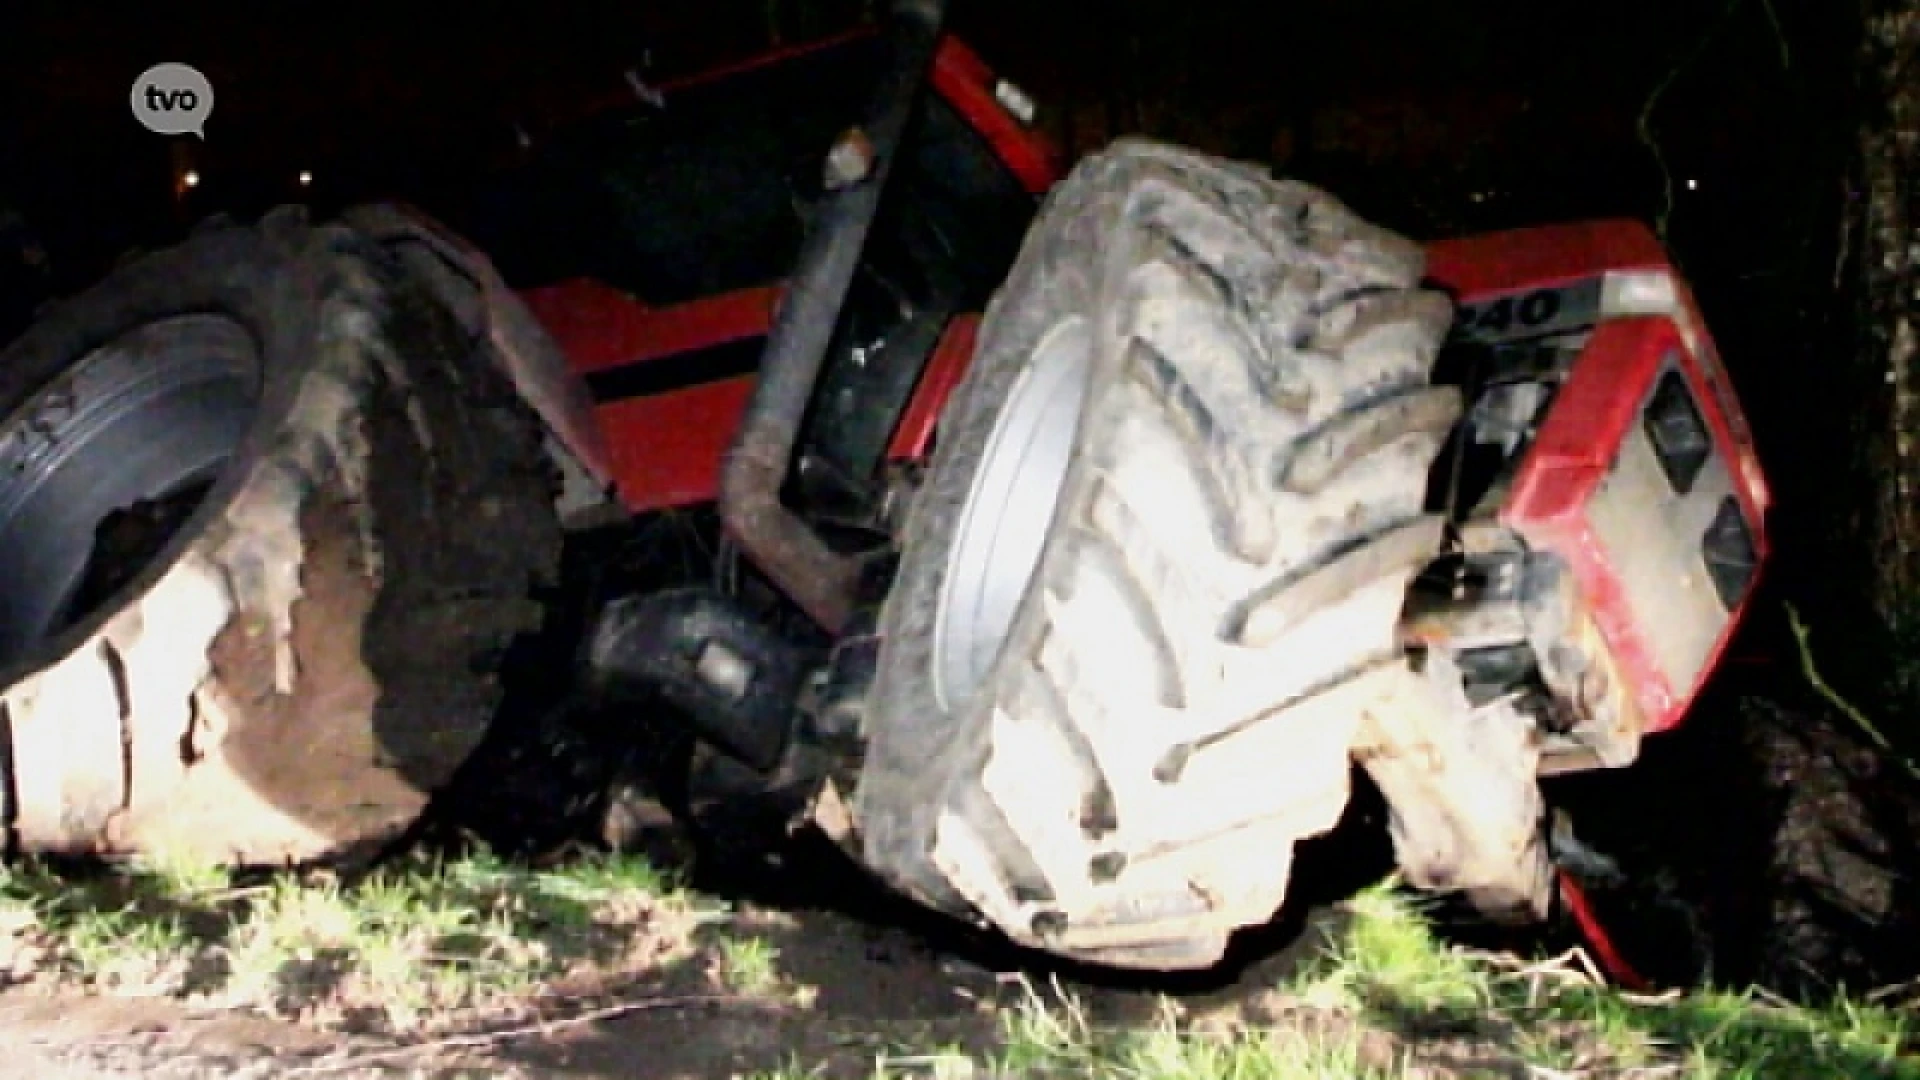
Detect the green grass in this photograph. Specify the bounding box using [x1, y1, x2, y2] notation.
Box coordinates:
[1289, 885, 1486, 1017]
[716, 934, 784, 996]
[841, 882, 1919, 1080]
[1290, 881, 1920, 1078]
[0, 850, 1914, 1075]
[62, 904, 196, 995]
[0, 848, 710, 1031]
[981, 989, 1400, 1080]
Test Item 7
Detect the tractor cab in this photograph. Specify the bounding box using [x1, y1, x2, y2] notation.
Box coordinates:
[434, 29, 1057, 518]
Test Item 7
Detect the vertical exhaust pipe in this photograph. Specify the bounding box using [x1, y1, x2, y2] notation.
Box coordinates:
[718, 0, 949, 632]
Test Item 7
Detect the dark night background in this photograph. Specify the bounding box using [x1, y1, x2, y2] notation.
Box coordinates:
[4, 0, 1912, 993]
[0, 0, 1862, 547]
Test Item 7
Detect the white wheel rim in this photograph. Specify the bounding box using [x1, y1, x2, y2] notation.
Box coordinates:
[932, 316, 1093, 713]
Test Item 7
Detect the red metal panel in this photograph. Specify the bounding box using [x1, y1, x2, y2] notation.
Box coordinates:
[1499, 316, 1767, 735]
[596, 378, 758, 512]
[1431, 218, 1771, 737]
[566, 299, 983, 510]
[1500, 318, 1681, 729]
[520, 281, 779, 374]
[929, 38, 1063, 194]
[1425, 219, 1668, 298]
[887, 314, 980, 460]
[521, 282, 779, 512]
[1426, 219, 1768, 520]
[520, 280, 656, 374]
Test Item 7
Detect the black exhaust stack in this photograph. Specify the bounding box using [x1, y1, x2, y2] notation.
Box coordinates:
[585, 3, 948, 780]
[717, 0, 949, 633]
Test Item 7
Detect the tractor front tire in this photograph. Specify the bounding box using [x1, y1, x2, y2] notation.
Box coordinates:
[850, 139, 1460, 968]
[0, 209, 561, 866]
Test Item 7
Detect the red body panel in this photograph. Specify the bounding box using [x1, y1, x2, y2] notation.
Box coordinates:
[929, 39, 1060, 194]
[1428, 220, 1770, 737]
[1502, 317, 1726, 733]
[1425, 219, 1668, 297]
[597, 381, 759, 512]
[1428, 220, 1769, 517]
[887, 313, 980, 460]
[520, 280, 779, 375]
[522, 282, 779, 510]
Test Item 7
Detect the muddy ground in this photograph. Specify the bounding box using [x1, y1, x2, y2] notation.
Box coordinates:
[2, 553, 1917, 1078]
[8, 660, 1915, 1080]
[0, 867, 1344, 1080]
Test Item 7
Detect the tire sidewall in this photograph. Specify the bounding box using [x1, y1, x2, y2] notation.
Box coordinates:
[855, 191, 1118, 900]
[0, 213, 339, 687]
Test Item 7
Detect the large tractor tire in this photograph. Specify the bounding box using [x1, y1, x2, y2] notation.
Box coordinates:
[850, 140, 1459, 968]
[0, 209, 561, 866]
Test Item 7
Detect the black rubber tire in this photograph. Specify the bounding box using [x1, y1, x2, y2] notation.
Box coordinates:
[850, 140, 1459, 968]
[0, 208, 561, 865]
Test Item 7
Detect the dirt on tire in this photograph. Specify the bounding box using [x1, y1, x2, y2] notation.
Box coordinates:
[0, 209, 562, 866]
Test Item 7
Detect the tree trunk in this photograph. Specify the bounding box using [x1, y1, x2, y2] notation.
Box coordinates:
[1859, 0, 1920, 633]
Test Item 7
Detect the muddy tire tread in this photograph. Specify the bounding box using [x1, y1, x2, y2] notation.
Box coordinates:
[852, 140, 1457, 967]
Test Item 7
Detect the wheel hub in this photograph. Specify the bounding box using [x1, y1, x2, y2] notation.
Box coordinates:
[932, 316, 1092, 713]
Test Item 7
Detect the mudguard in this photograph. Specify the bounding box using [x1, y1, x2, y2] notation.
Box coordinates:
[341, 202, 616, 490]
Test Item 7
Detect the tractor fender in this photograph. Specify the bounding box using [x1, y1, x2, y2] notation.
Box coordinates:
[340, 202, 615, 490]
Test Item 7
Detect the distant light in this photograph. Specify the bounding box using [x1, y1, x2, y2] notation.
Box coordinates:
[297, 170, 313, 187]
[182, 170, 200, 188]
[1686, 178, 1698, 192]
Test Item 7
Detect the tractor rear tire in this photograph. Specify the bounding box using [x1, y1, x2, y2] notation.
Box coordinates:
[0, 208, 561, 866]
[850, 139, 1459, 968]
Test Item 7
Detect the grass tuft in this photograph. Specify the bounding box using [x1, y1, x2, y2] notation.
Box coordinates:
[1288, 881, 1485, 1019]
[715, 935, 783, 996]
[0, 848, 705, 1032]
[985, 982, 1400, 1080]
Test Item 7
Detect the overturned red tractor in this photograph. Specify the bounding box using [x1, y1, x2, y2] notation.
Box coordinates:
[0, 2, 1764, 973]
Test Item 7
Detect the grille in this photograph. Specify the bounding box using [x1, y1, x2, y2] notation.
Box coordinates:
[1585, 356, 1751, 700]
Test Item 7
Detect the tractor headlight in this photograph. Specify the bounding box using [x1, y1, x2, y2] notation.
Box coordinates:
[1701, 495, 1757, 610]
[1643, 365, 1711, 495]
